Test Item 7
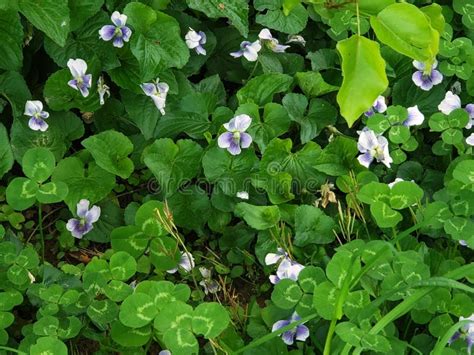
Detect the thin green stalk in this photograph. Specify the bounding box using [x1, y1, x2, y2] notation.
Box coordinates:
[38, 203, 45, 281]
[0, 346, 26, 354]
[323, 318, 338, 355]
[233, 313, 318, 354]
[432, 319, 471, 355]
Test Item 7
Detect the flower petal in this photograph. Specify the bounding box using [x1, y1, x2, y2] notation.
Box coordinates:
[357, 153, 374, 168]
[357, 129, 378, 152]
[466, 133, 474, 146]
[227, 141, 241, 155]
[141, 83, 157, 96]
[24, 100, 42, 116]
[217, 132, 233, 149]
[113, 36, 124, 48]
[412, 60, 425, 71]
[438, 91, 461, 115]
[179, 252, 195, 272]
[28, 117, 47, 131]
[233, 114, 252, 132]
[111, 11, 127, 27]
[67, 58, 87, 78]
[404, 105, 424, 126]
[258, 28, 273, 40]
[281, 330, 296, 345]
[230, 50, 244, 58]
[86, 205, 101, 223]
[430, 69, 443, 86]
[265, 253, 283, 265]
[121, 26, 132, 42]
[99, 25, 116, 41]
[272, 320, 291, 332]
[295, 325, 310, 342]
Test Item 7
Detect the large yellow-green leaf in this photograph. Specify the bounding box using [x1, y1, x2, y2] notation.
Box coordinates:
[336, 35, 388, 127]
[370, 3, 440, 63]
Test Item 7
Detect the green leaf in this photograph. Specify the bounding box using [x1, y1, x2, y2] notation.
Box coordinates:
[68, 0, 104, 31]
[87, 299, 119, 326]
[134, 200, 166, 237]
[111, 226, 149, 258]
[186, 0, 249, 37]
[237, 73, 293, 106]
[6, 177, 38, 211]
[370, 201, 403, 228]
[124, 3, 189, 80]
[30, 337, 67, 355]
[163, 328, 199, 355]
[294, 205, 336, 246]
[0, 10, 23, 71]
[192, 302, 230, 339]
[168, 186, 211, 231]
[51, 157, 115, 211]
[22, 147, 56, 183]
[111, 322, 152, 347]
[370, 3, 439, 62]
[256, 3, 308, 35]
[295, 72, 339, 97]
[0, 71, 31, 118]
[453, 160, 474, 185]
[142, 139, 203, 196]
[234, 203, 281, 230]
[336, 35, 388, 127]
[119, 293, 158, 328]
[154, 301, 193, 332]
[149, 237, 181, 271]
[109, 251, 137, 281]
[82, 130, 134, 179]
[36, 181, 69, 204]
[389, 181, 423, 209]
[0, 123, 13, 179]
[18, 0, 70, 46]
[271, 279, 303, 309]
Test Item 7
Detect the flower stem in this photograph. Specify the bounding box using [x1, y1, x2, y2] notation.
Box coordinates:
[323, 318, 337, 355]
[38, 203, 45, 281]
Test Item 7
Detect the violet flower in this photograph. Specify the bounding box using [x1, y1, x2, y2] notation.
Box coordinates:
[269, 258, 305, 285]
[24, 100, 49, 132]
[230, 40, 261, 62]
[167, 252, 195, 274]
[412, 60, 443, 91]
[357, 128, 393, 168]
[97, 76, 110, 106]
[140, 79, 169, 115]
[99, 11, 132, 48]
[185, 28, 206, 55]
[217, 114, 253, 155]
[403, 105, 424, 126]
[199, 267, 220, 295]
[265, 248, 288, 266]
[258, 28, 290, 53]
[438, 91, 462, 115]
[466, 104, 474, 129]
[272, 312, 310, 346]
[364, 95, 387, 117]
[66, 199, 101, 239]
[448, 314, 474, 354]
[67, 59, 92, 98]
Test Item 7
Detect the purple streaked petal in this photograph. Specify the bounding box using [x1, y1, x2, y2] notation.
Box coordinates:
[111, 11, 127, 27]
[357, 129, 379, 151]
[156, 82, 169, 94]
[273, 44, 290, 53]
[85, 206, 101, 223]
[290, 312, 302, 322]
[141, 83, 157, 96]
[24, 100, 42, 116]
[39, 111, 49, 119]
[285, 262, 304, 281]
[166, 267, 178, 274]
[121, 26, 132, 42]
[281, 330, 296, 345]
[76, 199, 90, 218]
[28, 117, 48, 132]
[243, 46, 259, 62]
[373, 96, 387, 113]
[68, 79, 78, 91]
[465, 104, 474, 118]
[198, 31, 206, 44]
[430, 69, 443, 85]
[364, 109, 374, 117]
[230, 50, 244, 58]
[232, 114, 252, 132]
[272, 320, 291, 332]
[218, 132, 233, 149]
[195, 45, 206, 55]
[84, 74, 92, 88]
[99, 25, 116, 41]
[113, 36, 124, 48]
[67, 58, 87, 77]
[265, 252, 284, 265]
[258, 28, 273, 40]
[411, 71, 425, 88]
[179, 252, 195, 272]
[269, 275, 280, 284]
[358, 153, 374, 168]
[404, 105, 424, 126]
[295, 325, 310, 342]
[412, 60, 425, 71]
[78, 83, 90, 98]
[240, 133, 252, 149]
[438, 91, 461, 115]
[227, 141, 241, 155]
[66, 219, 92, 239]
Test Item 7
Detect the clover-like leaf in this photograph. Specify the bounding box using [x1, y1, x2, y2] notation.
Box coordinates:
[192, 302, 230, 339]
[119, 293, 158, 328]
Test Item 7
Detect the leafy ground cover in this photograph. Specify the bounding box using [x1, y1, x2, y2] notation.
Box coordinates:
[0, 0, 473, 354]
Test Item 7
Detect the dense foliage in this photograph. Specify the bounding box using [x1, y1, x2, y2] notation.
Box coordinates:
[0, 0, 473, 354]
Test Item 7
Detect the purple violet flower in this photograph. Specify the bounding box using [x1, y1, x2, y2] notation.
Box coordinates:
[403, 105, 425, 126]
[230, 40, 262, 62]
[364, 95, 387, 117]
[448, 314, 474, 354]
[265, 248, 288, 266]
[465, 104, 474, 129]
[99, 11, 132, 48]
[185, 28, 207, 55]
[217, 114, 253, 155]
[24, 100, 49, 132]
[412, 59, 443, 91]
[272, 312, 310, 345]
[66, 199, 101, 239]
[140, 79, 169, 115]
[258, 28, 290, 53]
[67, 59, 92, 98]
[357, 128, 393, 168]
[269, 258, 305, 285]
[166, 252, 195, 274]
[438, 91, 474, 129]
